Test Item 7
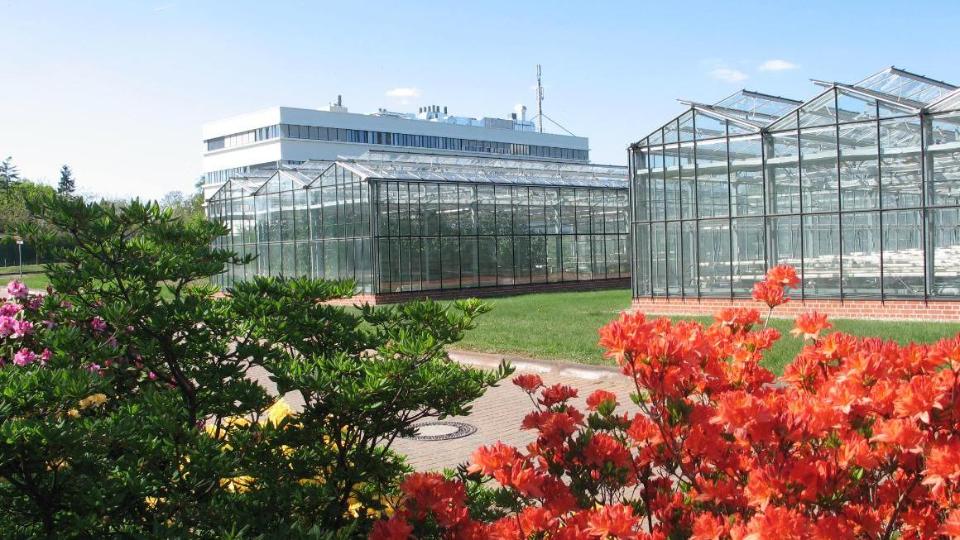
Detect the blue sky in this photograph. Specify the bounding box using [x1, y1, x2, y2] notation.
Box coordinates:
[2, 0, 958, 199]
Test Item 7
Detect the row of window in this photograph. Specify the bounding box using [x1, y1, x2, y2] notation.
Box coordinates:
[205, 123, 589, 161]
[633, 113, 960, 221]
[211, 234, 630, 294]
[633, 208, 960, 299]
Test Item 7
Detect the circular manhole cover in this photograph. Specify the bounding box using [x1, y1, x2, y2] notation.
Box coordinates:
[406, 421, 477, 441]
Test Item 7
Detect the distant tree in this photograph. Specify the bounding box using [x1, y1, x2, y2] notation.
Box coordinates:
[159, 190, 205, 221]
[0, 157, 20, 189]
[57, 164, 76, 195]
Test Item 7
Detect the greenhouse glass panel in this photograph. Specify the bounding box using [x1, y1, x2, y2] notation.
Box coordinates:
[696, 138, 729, 218]
[880, 116, 922, 209]
[210, 156, 627, 297]
[882, 210, 924, 297]
[729, 135, 764, 216]
[731, 217, 765, 294]
[841, 211, 881, 297]
[768, 132, 801, 214]
[838, 121, 879, 211]
[698, 219, 731, 296]
[800, 126, 839, 213]
[931, 208, 960, 297]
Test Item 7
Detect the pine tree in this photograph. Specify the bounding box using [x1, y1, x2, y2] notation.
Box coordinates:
[0, 156, 20, 189]
[58, 164, 76, 195]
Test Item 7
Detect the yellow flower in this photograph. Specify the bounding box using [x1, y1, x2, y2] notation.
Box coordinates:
[298, 475, 325, 486]
[67, 408, 80, 419]
[220, 475, 255, 493]
[346, 498, 363, 518]
[78, 393, 108, 409]
[144, 496, 164, 509]
[262, 398, 295, 427]
[222, 415, 251, 429]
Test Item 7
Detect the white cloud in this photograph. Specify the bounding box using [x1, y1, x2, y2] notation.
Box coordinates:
[759, 59, 798, 72]
[709, 68, 748, 83]
[385, 87, 421, 99]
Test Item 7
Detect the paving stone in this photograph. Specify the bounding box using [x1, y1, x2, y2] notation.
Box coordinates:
[247, 351, 639, 472]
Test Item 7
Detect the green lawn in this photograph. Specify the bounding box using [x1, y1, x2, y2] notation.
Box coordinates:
[0, 263, 52, 291]
[0, 272, 50, 290]
[453, 288, 960, 374]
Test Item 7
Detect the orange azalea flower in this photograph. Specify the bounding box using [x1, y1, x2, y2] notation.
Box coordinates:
[790, 311, 831, 341]
[751, 280, 787, 308]
[939, 508, 960, 538]
[369, 517, 413, 540]
[893, 375, 943, 424]
[922, 439, 960, 495]
[691, 513, 727, 540]
[512, 373, 543, 393]
[583, 433, 631, 469]
[766, 264, 800, 288]
[586, 389, 618, 411]
[585, 504, 641, 539]
[538, 383, 578, 407]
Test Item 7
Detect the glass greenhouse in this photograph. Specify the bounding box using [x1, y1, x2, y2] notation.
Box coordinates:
[207, 152, 629, 296]
[630, 66, 960, 301]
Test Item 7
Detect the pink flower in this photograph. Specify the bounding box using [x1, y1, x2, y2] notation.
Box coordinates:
[148, 371, 157, 380]
[40, 349, 52, 365]
[0, 316, 15, 338]
[6, 280, 28, 299]
[90, 317, 107, 333]
[87, 363, 102, 374]
[0, 303, 21, 316]
[12, 319, 32, 338]
[13, 348, 37, 367]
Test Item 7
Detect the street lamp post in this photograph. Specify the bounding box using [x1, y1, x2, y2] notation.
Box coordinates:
[16, 238, 23, 280]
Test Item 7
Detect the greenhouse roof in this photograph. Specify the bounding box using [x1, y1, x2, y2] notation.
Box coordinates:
[207, 152, 627, 201]
[329, 152, 628, 188]
[634, 66, 960, 147]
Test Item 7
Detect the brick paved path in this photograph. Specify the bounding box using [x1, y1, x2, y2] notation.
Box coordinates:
[393, 352, 639, 471]
[248, 351, 638, 472]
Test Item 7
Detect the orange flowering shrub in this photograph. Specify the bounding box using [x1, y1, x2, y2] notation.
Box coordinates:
[372, 266, 960, 539]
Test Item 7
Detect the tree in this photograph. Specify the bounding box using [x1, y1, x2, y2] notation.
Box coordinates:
[159, 190, 205, 221]
[57, 165, 75, 195]
[0, 156, 19, 189]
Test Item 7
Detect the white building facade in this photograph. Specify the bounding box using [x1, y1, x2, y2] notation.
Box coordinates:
[201, 102, 590, 199]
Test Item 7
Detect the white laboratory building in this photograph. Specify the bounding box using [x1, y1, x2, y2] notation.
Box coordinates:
[201, 98, 591, 198]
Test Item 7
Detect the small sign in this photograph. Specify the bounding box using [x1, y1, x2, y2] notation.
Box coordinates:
[15, 240, 23, 245]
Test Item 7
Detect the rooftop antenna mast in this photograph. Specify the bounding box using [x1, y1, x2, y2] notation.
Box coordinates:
[536, 64, 544, 133]
[529, 65, 576, 137]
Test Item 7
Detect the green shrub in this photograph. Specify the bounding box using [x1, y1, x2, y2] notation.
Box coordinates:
[0, 193, 509, 537]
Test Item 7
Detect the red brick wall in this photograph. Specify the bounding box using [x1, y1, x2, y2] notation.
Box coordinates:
[631, 296, 960, 322]
[325, 278, 630, 305]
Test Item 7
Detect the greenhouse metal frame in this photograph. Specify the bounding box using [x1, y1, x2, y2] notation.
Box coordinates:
[207, 152, 630, 296]
[629, 66, 960, 301]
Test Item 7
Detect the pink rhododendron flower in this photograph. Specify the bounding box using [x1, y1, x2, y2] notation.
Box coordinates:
[13, 348, 37, 367]
[12, 319, 32, 338]
[40, 349, 52, 365]
[6, 280, 28, 299]
[87, 363, 102, 374]
[90, 316, 107, 333]
[148, 371, 158, 380]
[0, 303, 21, 316]
[0, 316, 15, 338]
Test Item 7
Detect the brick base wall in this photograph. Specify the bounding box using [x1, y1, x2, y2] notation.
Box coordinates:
[326, 278, 631, 306]
[631, 296, 960, 322]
